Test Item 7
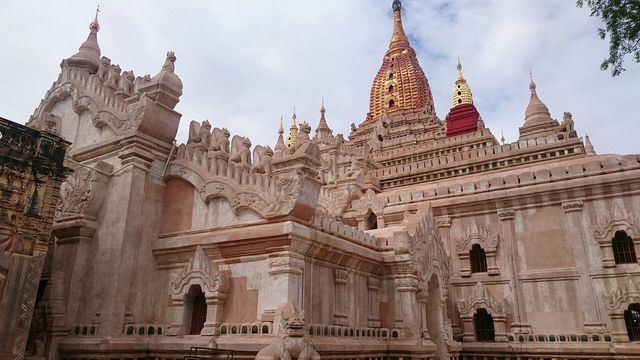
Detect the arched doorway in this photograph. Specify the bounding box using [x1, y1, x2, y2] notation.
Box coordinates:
[625, 303, 640, 341]
[426, 275, 447, 359]
[366, 211, 378, 230]
[473, 308, 495, 341]
[186, 285, 207, 335]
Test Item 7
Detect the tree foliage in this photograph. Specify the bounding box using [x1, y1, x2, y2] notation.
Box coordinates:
[577, 0, 640, 76]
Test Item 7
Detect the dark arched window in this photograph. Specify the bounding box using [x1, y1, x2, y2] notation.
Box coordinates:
[613, 231, 637, 264]
[366, 212, 378, 230]
[188, 285, 207, 335]
[625, 304, 640, 341]
[388, 85, 394, 93]
[470, 244, 488, 273]
[473, 308, 495, 342]
[388, 99, 395, 108]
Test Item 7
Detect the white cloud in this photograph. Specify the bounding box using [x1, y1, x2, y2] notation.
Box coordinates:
[0, 0, 637, 154]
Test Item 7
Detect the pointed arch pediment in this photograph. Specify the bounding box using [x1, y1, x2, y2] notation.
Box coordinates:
[457, 225, 500, 253]
[170, 246, 229, 303]
[456, 282, 508, 318]
[604, 276, 640, 313]
[592, 203, 640, 242]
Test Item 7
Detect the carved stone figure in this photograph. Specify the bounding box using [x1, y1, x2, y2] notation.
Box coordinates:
[288, 122, 311, 155]
[118, 70, 135, 96]
[255, 302, 320, 360]
[186, 120, 211, 164]
[163, 51, 177, 73]
[251, 145, 274, 177]
[209, 127, 231, 154]
[96, 56, 111, 83]
[105, 64, 121, 90]
[229, 135, 252, 165]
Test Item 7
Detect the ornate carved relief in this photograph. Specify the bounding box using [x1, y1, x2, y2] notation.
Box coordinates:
[55, 162, 111, 221]
[167, 158, 304, 221]
[167, 246, 229, 336]
[604, 276, 640, 312]
[406, 207, 452, 295]
[355, 189, 386, 217]
[592, 203, 640, 241]
[456, 282, 508, 317]
[456, 225, 500, 253]
[457, 225, 501, 276]
[591, 203, 640, 268]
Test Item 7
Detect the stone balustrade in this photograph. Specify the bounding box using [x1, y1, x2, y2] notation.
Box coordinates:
[311, 214, 381, 248]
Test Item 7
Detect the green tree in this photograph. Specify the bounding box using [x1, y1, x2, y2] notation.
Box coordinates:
[577, 0, 640, 76]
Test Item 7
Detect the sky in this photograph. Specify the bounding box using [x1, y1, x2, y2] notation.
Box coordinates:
[0, 0, 638, 155]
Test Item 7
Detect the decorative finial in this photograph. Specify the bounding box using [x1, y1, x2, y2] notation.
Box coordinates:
[500, 131, 505, 145]
[529, 69, 537, 92]
[392, 0, 402, 11]
[457, 57, 463, 80]
[320, 97, 326, 113]
[90, 5, 100, 31]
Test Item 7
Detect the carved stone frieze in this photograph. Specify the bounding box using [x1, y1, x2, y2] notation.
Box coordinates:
[562, 200, 584, 213]
[167, 161, 304, 220]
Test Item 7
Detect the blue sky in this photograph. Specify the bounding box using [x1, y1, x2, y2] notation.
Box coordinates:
[0, 0, 638, 154]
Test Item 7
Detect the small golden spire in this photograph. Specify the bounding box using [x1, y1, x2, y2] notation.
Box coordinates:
[286, 109, 299, 147]
[451, 58, 473, 107]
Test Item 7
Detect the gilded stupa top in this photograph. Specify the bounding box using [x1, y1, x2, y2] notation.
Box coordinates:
[285, 110, 299, 147]
[364, 0, 435, 124]
[452, 59, 473, 108]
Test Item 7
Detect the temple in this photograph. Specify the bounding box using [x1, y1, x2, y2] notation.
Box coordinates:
[7, 1, 640, 359]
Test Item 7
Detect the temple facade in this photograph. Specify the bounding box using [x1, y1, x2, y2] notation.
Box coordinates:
[16, 1, 640, 359]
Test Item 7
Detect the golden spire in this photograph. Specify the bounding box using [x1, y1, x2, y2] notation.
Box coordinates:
[451, 58, 473, 108]
[387, 0, 412, 57]
[286, 109, 299, 147]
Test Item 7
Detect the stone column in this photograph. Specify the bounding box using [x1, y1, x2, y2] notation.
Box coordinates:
[332, 268, 349, 326]
[562, 201, 607, 333]
[266, 254, 305, 314]
[497, 209, 531, 334]
[417, 291, 429, 340]
[366, 276, 381, 328]
[202, 291, 228, 335]
[393, 274, 419, 337]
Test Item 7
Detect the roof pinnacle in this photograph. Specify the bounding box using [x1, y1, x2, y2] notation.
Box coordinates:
[452, 58, 473, 107]
[387, 0, 411, 56]
[90, 5, 100, 31]
[65, 7, 102, 73]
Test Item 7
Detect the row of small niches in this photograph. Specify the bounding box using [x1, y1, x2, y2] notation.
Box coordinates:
[124, 325, 164, 336]
[73, 325, 98, 336]
[308, 325, 400, 338]
[220, 323, 272, 335]
[507, 333, 612, 343]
